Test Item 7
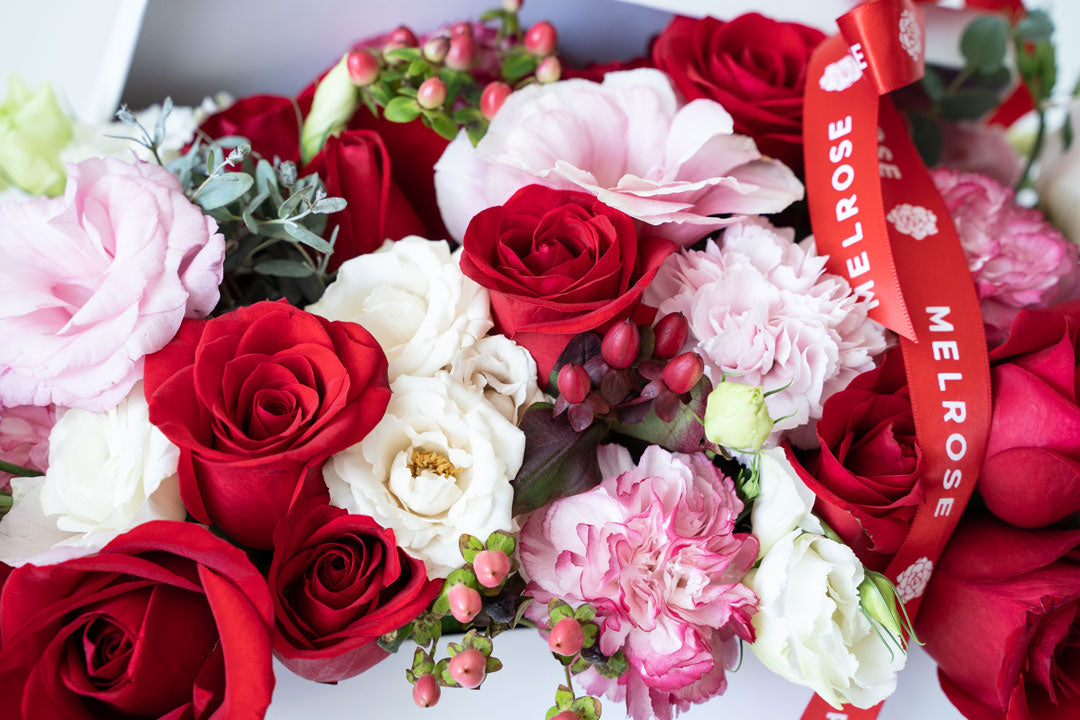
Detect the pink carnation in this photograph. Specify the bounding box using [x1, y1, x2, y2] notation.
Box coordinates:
[0, 405, 54, 489]
[932, 168, 1080, 340]
[0, 158, 224, 411]
[434, 68, 804, 247]
[645, 218, 886, 445]
[520, 444, 758, 720]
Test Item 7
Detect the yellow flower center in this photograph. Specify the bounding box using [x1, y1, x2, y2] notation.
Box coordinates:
[408, 449, 462, 479]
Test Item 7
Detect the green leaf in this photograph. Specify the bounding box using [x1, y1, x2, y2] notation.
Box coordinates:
[510, 404, 608, 516]
[1017, 38, 1056, 102]
[313, 196, 347, 214]
[485, 656, 503, 673]
[921, 66, 945, 102]
[428, 111, 460, 141]
[592, 649, 629, 679]
[462, 630, 493, 656]
[452, 107, 485, 125]
[445, 567, 480, 591]
[466, 121, 488, 147]
[385, 47, 422, 63]
[906, 111, 942, 166]
[485, 530, 516, 556]
[432, 594, 451, 616]
[196, 173, 254, 210]
[479, 8, 503, 21]
[574, 604, 596, 624]
[512, 597, 533, 628]
[459, 534, 484, 564]
[369, 81, 394, 107]
[937, 89, 1001, 120]
[571, 656, 591, 674]
[502, 52, 538, 82]
[546, 706, 561, 720]
[406, 58, 430, 78]
[283, 221, 333, 253]
[412, 614, 443, 646]
[0, 459, 42, 478]
[581, 622, 598, 648]
[610, 375, 710, 453]
[384, 96, 422, 123]
[571, 695, 602, 720]
[376, 622, 414, 653]
[548, 599, 574, 623]
[277, 189, 306, 219]
[554, 685, 574, 710]
[253, 258, 314, 278]
[446, 642, 462, 658]
[405, 668, 417, 684]
[1015, 10, 1053, 42]
[436, 658, 458, 687]
[960, 15, 1009, 73]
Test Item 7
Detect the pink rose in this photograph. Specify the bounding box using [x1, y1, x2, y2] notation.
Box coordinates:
[434, 69, 804, 247]
[520, 444, 758, 720]
[0, 405, 54, 488]
[0, 158, 224, 411]
[932, 168, 1080, 342]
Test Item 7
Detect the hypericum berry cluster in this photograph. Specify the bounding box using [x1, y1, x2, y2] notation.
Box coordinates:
[540, 599, 625, 720]
[553, 312, 708, 431]
[342, 0, 562, 144]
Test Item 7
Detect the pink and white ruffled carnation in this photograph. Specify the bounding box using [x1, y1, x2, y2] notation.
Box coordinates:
[434, 68, 804, 246]
[0, 158, 224, 411]
[646, 218, 886, 445]
[0, 404, 55, 488]
[931, 168, 1080, 340]
[520, 444, 759, 720]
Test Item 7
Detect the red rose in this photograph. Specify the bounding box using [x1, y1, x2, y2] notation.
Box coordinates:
[268, 502, 440, 682]
[789, 350, 924, 570]
[980, 301, 1080, 528]
[459, 184, 676, 380]
[0, 521, 274, 719]
[199, 94, 302, 164]
[919, 514, 1080, 720]
[144, 300, 391, 549]
[305, 129, 427, 270]
[652, 14, 825, 172]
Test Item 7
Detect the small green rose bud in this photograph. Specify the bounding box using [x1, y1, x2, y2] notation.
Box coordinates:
[703, 381, 774, 450]
[300, 53, 359, 165]
[859, 571, 903, 638]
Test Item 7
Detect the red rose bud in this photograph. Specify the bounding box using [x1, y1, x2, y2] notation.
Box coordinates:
[448, 648, 487, 688]
[535, 56, 562, 84]
[601, 320, 640, 369]
[653, 312, 689, 360]
[524, 21, 557, 56]
[423, 36, 450, 63]
[557, 363, 590, 404]
[417, 77, 447, 110]
[446, 34, 476, 71]
[548, 617, 584, 656]
[451, 21, 474, 37]
[473, 549, 512, 588]
[448, 583, 482, 623]
[389, 25, 418, 47]
[480, 81, 512, 120]
[663, 352, 704, 394]
[413, 674, 441, 708]
[346, 50, 380, 87]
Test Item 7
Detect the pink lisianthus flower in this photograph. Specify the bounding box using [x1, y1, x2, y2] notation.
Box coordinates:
[0, 158, 224, 411]
[520, 444, 758, 720]
[0, 405, 54, 488]
[646, 218, 886, 446]
[932, 168, 1080, 342]
[434, 68, 804, 247]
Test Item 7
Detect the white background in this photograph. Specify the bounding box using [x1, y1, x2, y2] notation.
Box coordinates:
[5, 1, 1072, 718]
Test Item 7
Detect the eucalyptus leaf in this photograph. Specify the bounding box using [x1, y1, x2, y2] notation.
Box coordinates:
[153, 96, 173, 147]
[1015, 10, 1053, 42]
[277, 190, 306, 219]
[938, 88, 1001, 120]
[196, 172, 254, 210]
[253, 258, 314, 278]
[960, 15, 1009, 73]
[384, 96, 422, 123]
[313, 197, 347, 214]
[283, 221, 333, 253]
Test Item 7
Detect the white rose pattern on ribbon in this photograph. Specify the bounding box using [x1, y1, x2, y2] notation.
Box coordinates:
[819, 55, 864, 93]
[887, 203, 939, 240]
[896, 557, 934, 603]
[898, 9, 922, 63]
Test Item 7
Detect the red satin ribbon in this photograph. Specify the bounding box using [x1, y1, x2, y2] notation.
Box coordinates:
[800, 1, 993, 718]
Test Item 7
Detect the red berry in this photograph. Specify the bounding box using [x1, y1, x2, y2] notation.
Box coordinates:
[346, 50, 380, 87]
[557, 364, 590, 405]
[548, 617, 584, 656]
[601, 320, 640, 369]
[412, 674, 441, 707]
[448, 584, 482, 624]
[653, 312, 689, 360]
[423, 36, 450, 63]
[446, 34, 476, 71]
[450, 21, 474, 37]
[524, 21, 557, 56]
[448, 648, 487, 689]
[417, 77, 447, 109]
[480, 81, 512, 120]
[388, 26, 418, 47]
[535, 55, 562, 84]
[663, 352, 704, 394]
[552, 712, 579, 720]
[473, 549, 511, 588]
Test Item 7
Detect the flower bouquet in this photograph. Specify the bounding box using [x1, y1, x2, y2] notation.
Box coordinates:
[1, 1, 1079, 719]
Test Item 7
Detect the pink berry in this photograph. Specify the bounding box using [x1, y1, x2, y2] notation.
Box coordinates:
[557, 363, 590, 405]
[535, 56, 562, 84]
[388, 26, 418, 47]
[524, 21, 557, 56]
[601, 320, 640, 369]
[417, 77, 447, 110]
[663, 352, 704, 394]
[473, 549, 511, 588]
[552, 712, 579, 720]
[446, 33, 476, 71]
[480, 81, 512, 120]
[548, 617, 584, 656]
[653, 312, 689, 360]
[412, 674, 441, 707]
[451, 21, 474, 37]
[347, 50, 380, 87]
[423, 36, 450, 63]
[448, 584, 482, 623]
[448, 648, 487, 689]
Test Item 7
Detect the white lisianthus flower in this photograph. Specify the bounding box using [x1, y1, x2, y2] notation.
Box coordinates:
[0, 382, 186, 566]
[324, 372, 525, 578]
[746, 448, 906, 708]
[449, 334, 546, 424]
[309, 237, 492, 380]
